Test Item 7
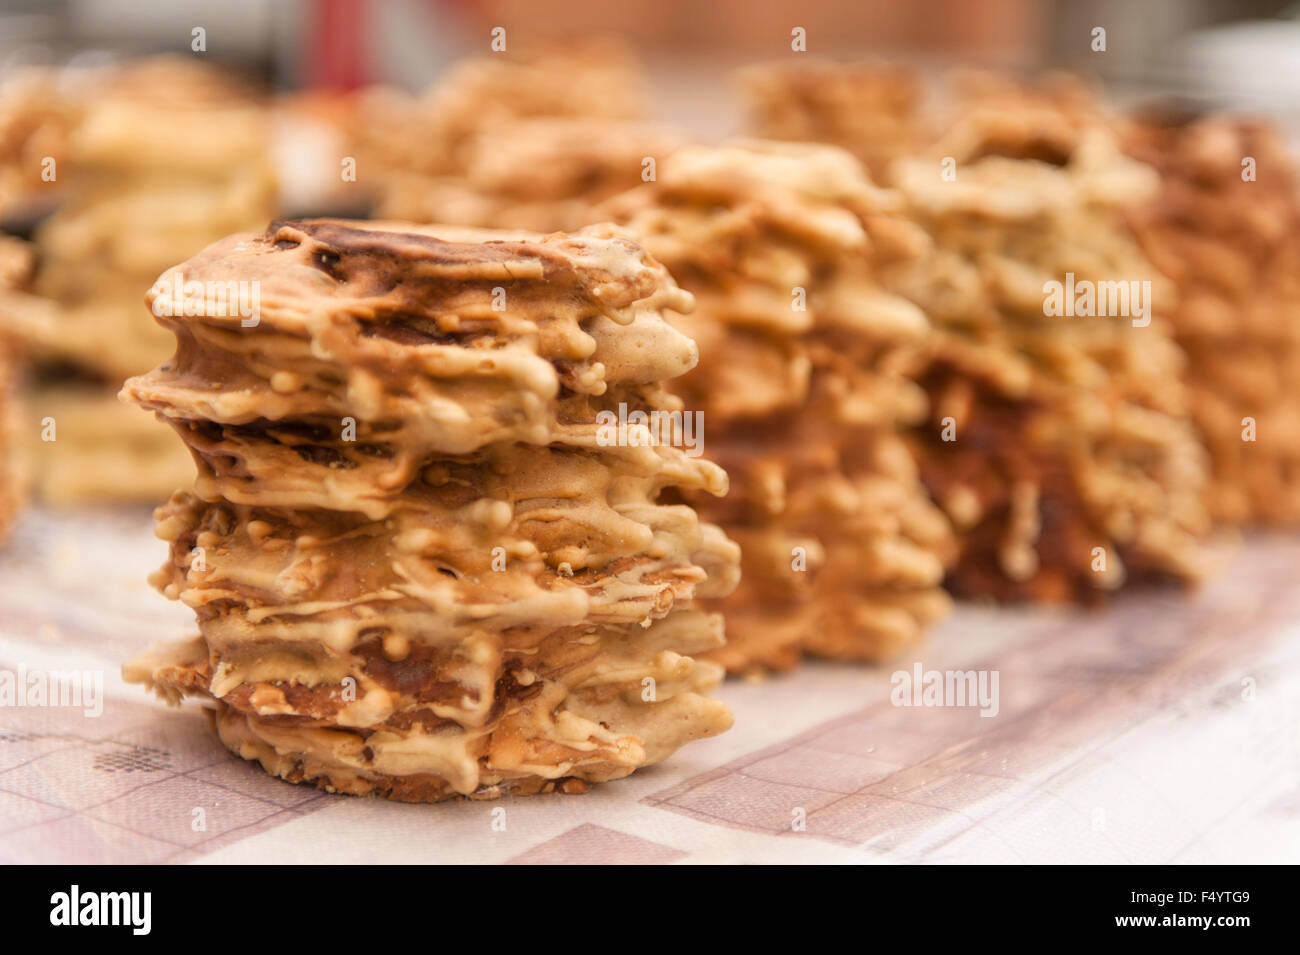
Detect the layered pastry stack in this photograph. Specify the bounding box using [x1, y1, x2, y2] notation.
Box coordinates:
[882, 102, 1211, 601]
[0, 57, 274, 504]
[377, 118, 683, 233]
[741, 65, 1211, 600]
[359, 40, 651, 209]
[739, 61, 925, 180]
[123, 218, 739, 801]
[601, 141, 955, 671]
[1125, 115, 1300, 525]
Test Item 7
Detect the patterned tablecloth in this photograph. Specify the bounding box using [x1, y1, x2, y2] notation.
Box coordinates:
[1, 506, 1297, 864]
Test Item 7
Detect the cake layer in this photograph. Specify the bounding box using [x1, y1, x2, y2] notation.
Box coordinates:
[146, 396, 721, 514]
[125, 221, 699, 463]
[147, 448, 739, 649]
[127, 606, 730, 801]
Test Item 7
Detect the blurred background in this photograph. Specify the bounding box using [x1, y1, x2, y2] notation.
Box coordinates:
[4, 0, 1300, 132]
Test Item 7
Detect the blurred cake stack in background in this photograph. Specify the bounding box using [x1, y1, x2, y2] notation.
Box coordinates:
[357, 39, 662, 223]
[601, 141, 955, 671]
[377, 116, 685, 233]
[0, 65, 79, 534]
[0, 56, 276, 505]
[123, 219, 739, 800]
[1125, 114, 1300, 526]
[884, 80, 1212, 601]
[739, 61, 926, 181]
[742, 65, 1212, 601]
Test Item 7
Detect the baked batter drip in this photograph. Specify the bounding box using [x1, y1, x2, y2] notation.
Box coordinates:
[601, 141, 955, 670]
[123, 219, 739, 801]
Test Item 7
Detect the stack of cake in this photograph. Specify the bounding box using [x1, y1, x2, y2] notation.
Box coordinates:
[741, 65, 1212, 600]
[0, 57, 275, 504]
[377, 118, 684, 233]
[881, 112, 1210, 601]
[358, 40, 651, 206]
[1125, 114, 1300, 526]
[738, 60, 925, 180]
[123, 219, 739, 801]
[601, 141, 955, 671]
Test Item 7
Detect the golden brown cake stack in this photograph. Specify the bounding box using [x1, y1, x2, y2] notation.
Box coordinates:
[0, 57, 275, 504]
[738, 60, 925, 180]
[358, 40, 651, 202]
[742, 65, 1212, 601]
[377, 118, 684, 233]
[600, 141, 955, 672]
[122, 218, 739, 801]
[1125, 114, 1300, 526]
[881, 101, 1211, 601]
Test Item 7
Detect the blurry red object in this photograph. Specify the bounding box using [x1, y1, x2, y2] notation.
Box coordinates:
[308, 0, 370, 91]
